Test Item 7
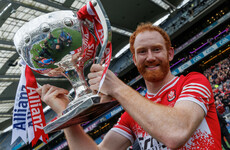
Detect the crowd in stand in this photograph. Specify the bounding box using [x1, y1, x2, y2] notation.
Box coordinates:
[203, 55, 230, 149]
[162, 0, 217, 36]
[203, 56, 230, 114]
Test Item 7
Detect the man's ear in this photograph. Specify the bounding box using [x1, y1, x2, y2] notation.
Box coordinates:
[133, 54, 137, 66]
[168, 47, 174, 61]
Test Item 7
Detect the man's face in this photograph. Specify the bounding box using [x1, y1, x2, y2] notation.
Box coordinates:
[133, 31, 173, 82]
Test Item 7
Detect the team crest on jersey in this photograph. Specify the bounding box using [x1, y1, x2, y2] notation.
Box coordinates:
[167, 89, 176, 102]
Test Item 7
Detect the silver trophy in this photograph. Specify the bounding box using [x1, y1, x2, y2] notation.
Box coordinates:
[14, 0, 118, 133]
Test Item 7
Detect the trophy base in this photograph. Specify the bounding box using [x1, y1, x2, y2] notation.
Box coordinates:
[43, 95, 119, 134]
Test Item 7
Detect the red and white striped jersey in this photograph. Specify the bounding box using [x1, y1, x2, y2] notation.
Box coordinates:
[111, 72, 221, 149]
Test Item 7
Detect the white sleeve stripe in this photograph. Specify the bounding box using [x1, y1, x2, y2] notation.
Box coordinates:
[176, 97, 207, 114]
[180, 94, 209, 103]
[182, 86, 211, 97]
[180, 94, 195, 97]
[183, 83, 211, 95]
[110, 128, 134, 144]
[181, 89, 209, 98]
[115, 125, 132, 133]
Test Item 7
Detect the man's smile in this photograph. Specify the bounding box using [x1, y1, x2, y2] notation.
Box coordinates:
[145, 64, 160, 70]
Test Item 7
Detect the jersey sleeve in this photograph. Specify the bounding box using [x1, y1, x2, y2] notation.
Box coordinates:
[176, 72, 214, 115]
[110, 112, 135, 144]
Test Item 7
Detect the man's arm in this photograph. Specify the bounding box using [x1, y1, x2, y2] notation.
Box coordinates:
[63, 124, 131, 150]
[113, 84, 204, 149]
[99, 131, 132, 150]
[63, 124, 132, 150]
[88, 64, 205, 149]
[36, 84, 131, 150]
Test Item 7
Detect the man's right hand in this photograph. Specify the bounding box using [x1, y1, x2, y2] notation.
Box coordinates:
[36, 84, 70, 116]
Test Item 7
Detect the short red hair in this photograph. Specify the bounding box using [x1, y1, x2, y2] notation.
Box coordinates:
[129, 22, 171, 55]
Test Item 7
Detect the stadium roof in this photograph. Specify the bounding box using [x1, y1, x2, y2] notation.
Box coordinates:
[0, 0, 184, 131]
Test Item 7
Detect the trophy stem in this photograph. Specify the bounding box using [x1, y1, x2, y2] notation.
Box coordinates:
[61, 66, 97, 115]
[62, 68, 92, 100]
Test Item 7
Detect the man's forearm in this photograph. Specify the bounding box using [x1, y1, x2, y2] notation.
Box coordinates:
[64, 124, 98, 150]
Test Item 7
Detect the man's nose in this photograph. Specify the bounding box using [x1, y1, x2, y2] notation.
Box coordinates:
[146, 50, 156, 61]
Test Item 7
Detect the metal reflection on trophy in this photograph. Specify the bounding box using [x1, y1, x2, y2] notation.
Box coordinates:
[14, 0, 118, 134]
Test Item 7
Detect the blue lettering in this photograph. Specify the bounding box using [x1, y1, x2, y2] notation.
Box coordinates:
[18, 101, 28, 108]
[14, 108, 26, 113]
[19, 85, 27, 100]
[14, 113, 26, 117]
[27, 111, 33, 127]
[28, 121, 33, 127]
[21, 85, 26, 91]
[13, 122, 26, 130]
[20, 92, 27, 100]
[13, 84, 28, 130]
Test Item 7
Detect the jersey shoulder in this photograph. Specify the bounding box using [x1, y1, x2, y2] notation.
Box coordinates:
[183, 72, 211, 86]
[179, 71, 214, 100]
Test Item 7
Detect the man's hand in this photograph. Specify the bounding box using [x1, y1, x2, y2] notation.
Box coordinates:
[36, 84, 69, 116]
[88, 64, 124, 97]
[99, 93, 115, 103]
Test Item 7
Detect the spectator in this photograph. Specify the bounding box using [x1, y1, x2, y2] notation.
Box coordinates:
[39, 44, 51, 58]
[222, 94, 230, 113]
[215, 100, 225, 115]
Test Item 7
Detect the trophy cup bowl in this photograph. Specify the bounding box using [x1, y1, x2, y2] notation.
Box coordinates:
[14, 0, 119, 133]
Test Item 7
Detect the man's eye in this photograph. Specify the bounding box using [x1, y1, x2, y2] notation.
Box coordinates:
[153, 48, 160, 51]
[138, 50, 146, 54]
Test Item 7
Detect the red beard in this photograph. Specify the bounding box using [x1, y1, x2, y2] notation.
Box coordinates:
[137, 59, 170, 82]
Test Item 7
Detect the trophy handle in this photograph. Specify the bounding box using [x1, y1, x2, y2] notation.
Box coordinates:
[92, 0, 112, 64]
[63, 0, 112, 101]
[66, 0, 112, 103]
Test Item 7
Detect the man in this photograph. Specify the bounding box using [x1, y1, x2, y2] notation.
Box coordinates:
[38, 58, 55, 67]
[39, 44, 51, 58]
[37, 23, 221, 149]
